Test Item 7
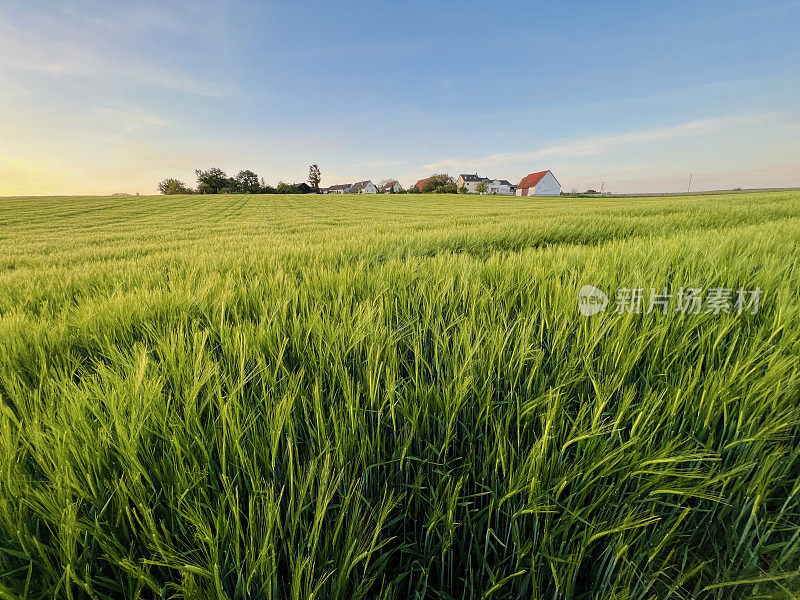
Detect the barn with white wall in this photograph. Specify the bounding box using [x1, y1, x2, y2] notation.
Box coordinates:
[516, 170, 561, 196]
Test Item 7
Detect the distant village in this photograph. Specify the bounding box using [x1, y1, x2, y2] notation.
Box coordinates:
[157, 167, 563, 196]
[321, 171, 562, 197]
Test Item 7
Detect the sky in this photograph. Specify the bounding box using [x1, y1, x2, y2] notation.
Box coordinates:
[0, 0, 799, 195]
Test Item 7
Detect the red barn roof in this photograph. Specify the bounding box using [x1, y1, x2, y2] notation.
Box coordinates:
[517, 170, 550, 190]
[415, 177, 431, 191]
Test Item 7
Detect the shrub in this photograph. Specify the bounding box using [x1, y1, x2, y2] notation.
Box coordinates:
[157, 178, 193, 195]
[421, 174, 458, 194]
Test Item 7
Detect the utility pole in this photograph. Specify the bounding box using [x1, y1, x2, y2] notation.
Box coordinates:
[687, 173, 693, 193]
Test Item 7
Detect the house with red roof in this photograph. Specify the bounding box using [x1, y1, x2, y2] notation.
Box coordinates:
[516, 170, 561, 196]
[414, 177, 432, 191]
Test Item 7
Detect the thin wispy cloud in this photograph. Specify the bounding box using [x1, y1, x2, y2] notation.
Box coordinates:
[92, 106, 171, 132]
[66, 2, 195, 35]
[0, 7, 236, 98]
[424, 113, 786, 171]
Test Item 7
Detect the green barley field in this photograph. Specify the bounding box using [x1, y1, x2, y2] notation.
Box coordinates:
[0, 191, 799, 599]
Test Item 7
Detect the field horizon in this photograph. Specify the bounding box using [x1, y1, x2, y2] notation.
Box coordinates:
[1, 191, 799, 599]
[4, 185, 800, 201]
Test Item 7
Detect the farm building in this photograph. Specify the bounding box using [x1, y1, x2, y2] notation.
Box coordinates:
[321, 184, 351, 194]
[294, 182, 314, 194]
[515, 170, 561, 196]
[380, 180, 402, 193]
[348, 180, 378, 194]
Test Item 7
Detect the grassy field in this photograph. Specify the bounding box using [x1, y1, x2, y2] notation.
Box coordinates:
[0, 191, 799, 599]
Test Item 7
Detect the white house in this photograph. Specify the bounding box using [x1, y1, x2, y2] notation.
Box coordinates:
[380, 180, 402, 193]
[487, 179, 515, 195]
[515, 170, 561, 196]
[348, 180, 378, 194]
[456, 173, 490, 193]
[457, 174, 516, 195]
[321, 184, 351, 194]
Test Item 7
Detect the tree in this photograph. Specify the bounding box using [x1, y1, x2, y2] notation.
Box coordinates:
[276, 182, 297, 194]
[235, 170, 261, 194]
[421, 174, 458, 194]
[475, 181, 488, 195]
[458, 185, 467, 194]
[195, 168, 230, 194]
[257, 177, 278, 194]
[157, 178, 193, 195]
[308, 164, 322, 193]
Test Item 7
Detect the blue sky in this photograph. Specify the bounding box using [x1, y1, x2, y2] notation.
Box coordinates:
[1, 0, 798, 194]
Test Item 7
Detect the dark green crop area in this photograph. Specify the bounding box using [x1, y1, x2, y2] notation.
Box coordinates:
[0, 192, 799, 599]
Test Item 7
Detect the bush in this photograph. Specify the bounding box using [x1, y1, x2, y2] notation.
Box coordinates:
[157, 178, 193, 195]
[421, 174, 458, 194]
[276, 182, 298, 194]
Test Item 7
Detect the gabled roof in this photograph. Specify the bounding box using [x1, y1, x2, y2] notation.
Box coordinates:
[380, 180, 399, 192]
[323, 183, 351, 191]
[348, 180, 373, 193]
[491, 179, 514, 186]
[517, 170, 550, 190]
[415, 177, 431, 190]
[459, 173, 490, 183]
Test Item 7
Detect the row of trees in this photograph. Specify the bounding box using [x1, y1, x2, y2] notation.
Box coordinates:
[158, 165, 323, 195]
[158, 167, 464, 195]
